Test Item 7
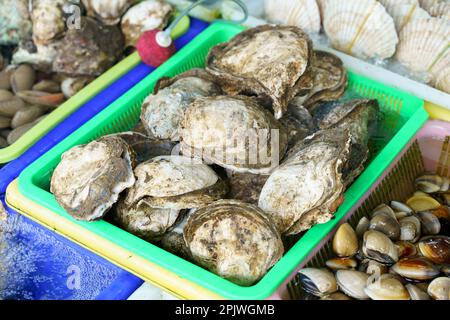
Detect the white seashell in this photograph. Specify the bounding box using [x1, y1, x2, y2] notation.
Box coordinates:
[429, 2, 450, 19]
[379, 1, 430, 31]
[31, 0, 66, 45]
[265, 0, 321, 33]
[82, 0, 136, 25]
[121, 0, 173, 47]
[319, 0, 399, 59]
[396, 17, 450, 91]
[419, 0, 445, 12]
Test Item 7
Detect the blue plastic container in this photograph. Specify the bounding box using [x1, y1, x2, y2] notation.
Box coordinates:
[0, 195, 144, 300]
[0, 18, 209, 194]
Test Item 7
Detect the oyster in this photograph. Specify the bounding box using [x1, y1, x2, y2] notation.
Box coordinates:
[279, 103, 316, 149]
[159, 209, 193, 259]
[82, 0, 136, 25]
[265, 0, 321, 34]
[124, 155, 228, 210]
[53, 17, 125, 76]
[50, 136, 136, 221]
[12, 40, 60, 72]
[112, 196, 181, 243]
[121, 0, 173, 47]
[0, 0, 32, 45]
[226, 170, 269, 205]
[184, 200, 284, 286]
[258, 128, 351, 235]
[180, 95, 288, 174]
[141, 69, 221, 141]
[206, 25, 313, 119]
[31, 0, 67, 45]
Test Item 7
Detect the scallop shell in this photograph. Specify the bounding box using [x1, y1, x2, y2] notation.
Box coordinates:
[319, 0, 399, 59]
[206, 25, 313, 119]
[124, 155, 228, 210]
[31, 0, 66, 45]
[82, 0, 136, 25]
[50, 136, 136, 221]
[120, 0, 173, 47]
[419, 0, 446, 12]
[141, 69, 221, 142]
[379, 1, 430, 31]
[258, 128, 351, 235]
[396, 17, 450, 88]
[429, 2, 450, 19]
[180, 95, 288, 174]
[265, 0, 321, 33]
[184, 200, 284, 286]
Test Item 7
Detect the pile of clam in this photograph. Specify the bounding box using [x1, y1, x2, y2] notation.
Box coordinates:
[298, 173, 450, 300]
[50, 25, 378, 286]
[0, 0, 175, 148]
[264, 0, 450, 94]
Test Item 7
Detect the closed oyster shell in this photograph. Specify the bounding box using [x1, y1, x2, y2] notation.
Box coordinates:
[31, 0, 67, 45]
[141, 69, 221, 141]
[112, 196, 181, 243]
[180, 95, 288, 174]
[53, 17, 125, 76]
[50, 136, 136, 221]
[319, 0, 399, 59]
[125, 155, 228, 210]
[184, 200, 284, 286]
[279, 103, 316, 149]
[265, 0, 321, 33]
[159, 209, 194, 259]
[82, 0, 136, 25]
[206, 25, 313, 119]
[0, 0, 32, 45]
[226, 170, 269, 205]
[258, 128, 351, 235]
[121, 0, 173, 47]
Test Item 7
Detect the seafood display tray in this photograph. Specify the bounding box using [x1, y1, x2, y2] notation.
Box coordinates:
[0, 196, 143, 300]
[8, 22, 428, 300]
[0, 15, 192, 167]
[0, 17, 209, 195]
[286, 120, 449, 299]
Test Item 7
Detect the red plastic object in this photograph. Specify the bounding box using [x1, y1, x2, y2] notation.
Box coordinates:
[137, 30, 176, 68]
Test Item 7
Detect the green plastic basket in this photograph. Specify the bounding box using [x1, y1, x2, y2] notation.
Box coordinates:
[15, 22, 428, 300]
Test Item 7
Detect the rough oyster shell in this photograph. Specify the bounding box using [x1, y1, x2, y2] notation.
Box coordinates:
[112, 196, 181, 243]
[31, 0, 67, 45]
[121, 0, 173, 47]
[12, 40, 60, 72]
[279, 103, 316, 149]
[226, 170, 269, 205]
[159, 209, 194, 260]
[319, 0, 399, 59]
[379, 0, 430, 32]
[265, 0, 321, 33]
[0, 0, 32, 45]
[51, 136, 136, 221]
[82, 0, 136, 25]
[258, 128, 351, 235]
[180, 95, 288, 174]
[141, 69, 221, 141]
[184, 200, 284, 286]
[125, 155, 228, 210]
[53, 17, 125, 76]
[206, 25, 313, 119]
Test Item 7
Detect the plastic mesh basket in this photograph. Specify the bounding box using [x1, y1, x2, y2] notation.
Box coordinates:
[286, 120, 450, 299]
[10, 22, 428, 300]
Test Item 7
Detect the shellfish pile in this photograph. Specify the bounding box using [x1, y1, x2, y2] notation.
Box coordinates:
[0, 0, 174, 149]
[51, 25, 378, 286]
[263, 0, 450, 94]
[298, 173, 450, 300]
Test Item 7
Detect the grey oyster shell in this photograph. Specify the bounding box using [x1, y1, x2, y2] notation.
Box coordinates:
[226, 169, 269, 205]
[51, 136, 136, 221]
[124, 155, 228, 210]
[31, 0, 66, 45]
[258, 128, 352, 235]
[184, 200, 284, 286]
[180, 95, 288, 174]
[141, 69, 221, 142]
[82, 0, 136, 25]
[159, 209, 194, 260]
[53, 17, 125, 76]
[0, 0, 32, 45]
[280, 103, 316, 149]
[112, 196, 181, 243]
[120, 0, 173, 47]
[206, 25, 313, 119]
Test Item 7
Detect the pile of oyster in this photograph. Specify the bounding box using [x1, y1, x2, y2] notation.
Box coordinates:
[51, 25, 378, 286]
[298, 173, 450, 300]
[0, 0, 174, 148]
